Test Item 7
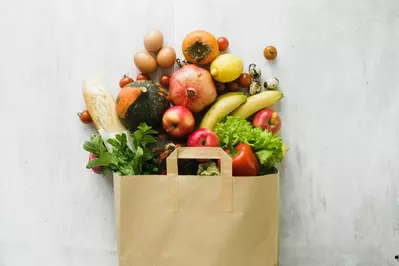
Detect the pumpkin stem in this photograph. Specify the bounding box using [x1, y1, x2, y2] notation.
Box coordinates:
[187, 88, 196, 98]
[139, 87, 148, 93]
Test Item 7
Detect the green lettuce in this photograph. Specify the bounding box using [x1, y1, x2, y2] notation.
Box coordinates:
[197, 161, 220, 176]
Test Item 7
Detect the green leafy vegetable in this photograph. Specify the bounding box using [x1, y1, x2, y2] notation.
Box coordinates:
[214, 116, 283, 174]
[197, 161, 220, 176]
[83, 123, 159, 176]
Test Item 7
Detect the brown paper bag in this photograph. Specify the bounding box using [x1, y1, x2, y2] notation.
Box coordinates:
[114, 147, 279, 266]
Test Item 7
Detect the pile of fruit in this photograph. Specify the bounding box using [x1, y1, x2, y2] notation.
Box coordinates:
[79, 29, 286, 177]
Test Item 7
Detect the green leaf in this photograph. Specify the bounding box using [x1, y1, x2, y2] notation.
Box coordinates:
[137, 122, 152, 133]
[256, 150, 273, 165]
[197, 161, 220, 176]
[146, 129, 158, 135]
[133, 130, 143, 143]
[141, 135, 157, 146]
[86, 152, 118, 169]
[142, 147, 153, 161]
[107, 139, 120, 149]
[83, 134, 107, 155]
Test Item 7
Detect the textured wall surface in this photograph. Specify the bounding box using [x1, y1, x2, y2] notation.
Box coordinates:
[1, 0, 399, 265]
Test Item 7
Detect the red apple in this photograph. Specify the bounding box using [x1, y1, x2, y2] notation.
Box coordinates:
[187, 128, 220, 148]
[252, 109, 281, 135]
[162, 106, 195, 138]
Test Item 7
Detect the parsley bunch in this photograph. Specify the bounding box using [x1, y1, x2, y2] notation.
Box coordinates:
[83, 123, 159, 176]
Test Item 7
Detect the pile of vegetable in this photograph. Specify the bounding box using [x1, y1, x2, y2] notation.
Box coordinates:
[79, 29, 286, 177]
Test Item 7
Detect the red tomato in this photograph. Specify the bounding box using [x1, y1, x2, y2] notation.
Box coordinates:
[217, 37, 229, 52]
[238, 73, 252, 88]
[78, 110, 92, 124]
[136, 73, 150, 81]
[264, 46, 278, 60]
[119, 74, 134, 88]
[226, 81, 239, 92]
[159, 74, 171, 87]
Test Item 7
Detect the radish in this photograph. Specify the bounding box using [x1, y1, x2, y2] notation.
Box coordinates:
[88, 153, 103, 174]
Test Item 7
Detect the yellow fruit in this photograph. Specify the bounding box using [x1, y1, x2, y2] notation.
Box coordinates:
[231, 90, 283, 119]
[210, 54, 243, 83]
[200, 92, 247, 130]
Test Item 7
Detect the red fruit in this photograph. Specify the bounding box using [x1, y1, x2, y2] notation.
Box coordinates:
[78, 110, 92, 124]
[238, 73, 252, 88]
[264, 46, 278, 60]
[169, 64, 217, 113]
[119, 74, 134, 88]
[252, 109, 281, 135]
[159, 74, 171, 87]
[162, 106, 195, 138]
[226, 81, 239, 92]
[217, 37, 229, 52]
[88, 153, 103, 174]
[136, 73, 150, 81]
[187, 128, 220, 148]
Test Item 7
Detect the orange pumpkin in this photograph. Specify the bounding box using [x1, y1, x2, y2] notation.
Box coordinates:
[182, 30, 219, 64]
[116, 86, 142, 119]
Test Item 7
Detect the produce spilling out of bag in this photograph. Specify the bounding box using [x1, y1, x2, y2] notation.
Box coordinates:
[79, 29, 287, 177]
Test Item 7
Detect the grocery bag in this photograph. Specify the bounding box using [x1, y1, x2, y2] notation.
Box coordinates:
[114, 147, 279, 266]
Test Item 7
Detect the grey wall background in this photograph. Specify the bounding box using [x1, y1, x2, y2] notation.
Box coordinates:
[1, 0, 399, 265]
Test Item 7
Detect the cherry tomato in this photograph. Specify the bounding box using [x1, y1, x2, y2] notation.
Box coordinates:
[119, 74, 134, 88]
[136, 73, 150, 81]
[226, 82, 239, 92]
[217, 37, 229, 52]
[215, 81, 226, 93]
[159, 74, 171, 87]
[264, 46, 278, 60]
[78, 110, 92, 124]
[238, 73, 252, 88]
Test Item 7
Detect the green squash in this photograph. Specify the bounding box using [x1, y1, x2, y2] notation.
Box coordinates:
[117, 80, 170, 131]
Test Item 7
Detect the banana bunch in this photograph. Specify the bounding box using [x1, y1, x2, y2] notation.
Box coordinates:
[200, 90, 283, 130]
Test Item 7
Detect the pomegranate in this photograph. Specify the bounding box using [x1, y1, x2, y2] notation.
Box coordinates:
[169, 64, 217, 113]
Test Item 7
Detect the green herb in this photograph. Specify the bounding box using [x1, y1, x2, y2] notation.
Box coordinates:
[214, 116, 284, 174]
[83, 123, 159, 176]
[197, 161, 220, 176]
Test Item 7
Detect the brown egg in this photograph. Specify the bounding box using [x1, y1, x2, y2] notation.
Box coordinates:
[156, 47, 176, 69]
[144, 30, 163, 53]
[134, 51, 157, 74]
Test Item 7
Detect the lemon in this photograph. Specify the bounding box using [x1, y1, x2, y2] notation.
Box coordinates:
[210, 54, 243, 83]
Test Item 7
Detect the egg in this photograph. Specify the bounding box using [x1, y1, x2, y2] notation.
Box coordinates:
[134, 51, 157, 74]
[249, 81, 262, 95]
[144, 30, 164, 53]
[176, 58, 189, 68]
[248, 63, 262, 79]
[264, 77, 279, 90]
[156, 47, 176, 69]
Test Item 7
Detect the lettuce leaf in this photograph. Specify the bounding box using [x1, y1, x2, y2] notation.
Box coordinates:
[214, 116, 283, 173]
[197, 161, 220, 176]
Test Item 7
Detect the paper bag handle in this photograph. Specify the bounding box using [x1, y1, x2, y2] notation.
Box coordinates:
[166, 147, 233, 212]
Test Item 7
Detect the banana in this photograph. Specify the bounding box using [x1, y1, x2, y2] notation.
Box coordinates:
[200, 92, 247, 130]
[230, 90, 283, 119]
